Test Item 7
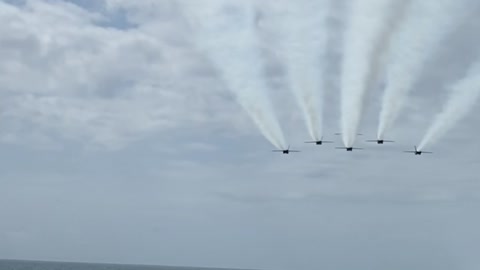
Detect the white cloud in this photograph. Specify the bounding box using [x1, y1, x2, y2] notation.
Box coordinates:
[0, 0, 239, 148]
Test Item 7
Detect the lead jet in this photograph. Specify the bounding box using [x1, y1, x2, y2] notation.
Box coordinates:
[335, 146, 363, 151]
[305, 136, 334, 145]
[404, 146, 432, 155]
[272, 146, 300, 154]
[366, 139, 394, 144]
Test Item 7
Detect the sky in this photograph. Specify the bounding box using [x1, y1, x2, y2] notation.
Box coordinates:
[1, 0, 480, 270]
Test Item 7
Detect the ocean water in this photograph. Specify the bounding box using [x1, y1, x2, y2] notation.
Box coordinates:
[0, 260, 246, 270]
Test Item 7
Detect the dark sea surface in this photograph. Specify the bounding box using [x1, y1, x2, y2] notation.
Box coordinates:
[0, 260, 249, 270]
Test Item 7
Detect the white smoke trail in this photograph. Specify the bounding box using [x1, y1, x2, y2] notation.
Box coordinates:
[377, 0, 468, 140]
[340, 0, 395, 147]
[181, 0, 287, 149]
[366, 0, 411, 108]
[418, 62, 480, 151]
[262, 0, 328, 141]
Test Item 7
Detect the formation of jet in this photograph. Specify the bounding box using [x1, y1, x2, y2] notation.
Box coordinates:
[404, 146, 433, 155]
[272, 135, 434, 156]
[272, 146, 300, 154]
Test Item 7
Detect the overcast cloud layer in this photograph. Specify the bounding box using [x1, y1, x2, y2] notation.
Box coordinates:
[1, 1, 480, 270]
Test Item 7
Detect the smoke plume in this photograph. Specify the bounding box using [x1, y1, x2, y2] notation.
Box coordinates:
[261, 0, 328, 141]
[366, 0, 411, 109]
[418, 62, 480, 150]
[340, 0, 396, 147]
[181, 0, 287, 149]
[377, 0, 467, 140]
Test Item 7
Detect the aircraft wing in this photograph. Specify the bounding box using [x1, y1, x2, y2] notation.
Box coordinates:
[323, 141, 334, 143]
[289, 150, 301, 152]
[404, 151, 416, 153]
[304, 141, 317, 143]
[423, 151, 433, 154]
[272, 150, 283, 152]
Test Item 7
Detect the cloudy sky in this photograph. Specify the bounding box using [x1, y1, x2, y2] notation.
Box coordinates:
[1, 0, 480, 269]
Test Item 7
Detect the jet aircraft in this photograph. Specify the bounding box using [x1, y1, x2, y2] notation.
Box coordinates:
[366, 139, 394, 144]
[305, 136, 334, 145]
[404, 146, 432, 155]
[272, 146, 300, 154]
[335, 147, 363, 151]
